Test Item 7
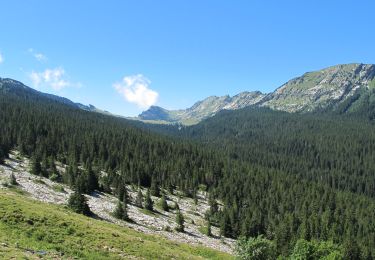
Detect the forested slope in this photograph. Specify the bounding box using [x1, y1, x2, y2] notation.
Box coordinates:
[1, 81, 375, 258]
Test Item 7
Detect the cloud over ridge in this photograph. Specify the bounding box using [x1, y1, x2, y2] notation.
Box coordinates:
[114, 74, 159, 108]
[30, 67, 72, 90]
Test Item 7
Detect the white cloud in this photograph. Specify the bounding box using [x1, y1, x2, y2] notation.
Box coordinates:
[114, 74, 159, 108]
[28, 48, 47, 62]
[29, 67, 72, 90]
[0, 52, 3, 63]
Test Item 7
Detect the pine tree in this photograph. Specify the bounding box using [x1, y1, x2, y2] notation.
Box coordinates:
[68, 190, 91, 216]
[174, 202, 180, 211]
[0, 147, 6, 164]
[144, 188, 154, 211]
[10, 173, 18, 185]
[117, 183, 125, 201]
[206, 220, 212, 237]
[343, 239, 361, 260]
[150, 178, 160, 197]
[175, 209, 185, 232]
[160, 193, 169, 211]
[209, 194, 218, 215]
[193, 191, 198, 205]
[113, 200, 125, 219]
[41, 154, 50, 178]
[122, 193, 129, 221]
[220, 212, 232, 237]
[135, 188, 143, 208]
[113, 193, 129, 221]
[30, 156, 42, 176]
[86, 164, 98, 193]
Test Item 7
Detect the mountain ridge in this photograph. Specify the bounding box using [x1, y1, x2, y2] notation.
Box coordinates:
[0, 77, 112, 115]
[139, 63, 375, 124]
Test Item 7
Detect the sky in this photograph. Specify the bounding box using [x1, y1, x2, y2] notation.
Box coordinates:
[0, 0, 375, 116]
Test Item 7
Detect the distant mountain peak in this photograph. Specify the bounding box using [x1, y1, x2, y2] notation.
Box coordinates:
[138, 91, 265, 124]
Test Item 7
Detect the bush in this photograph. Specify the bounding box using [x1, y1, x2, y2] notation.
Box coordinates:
[199, 221, 212, 237]
[235, 235, 276, 260]
[291, 239, 344, 260]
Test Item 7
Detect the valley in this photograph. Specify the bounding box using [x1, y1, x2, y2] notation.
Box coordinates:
[1, 64, 375, 259]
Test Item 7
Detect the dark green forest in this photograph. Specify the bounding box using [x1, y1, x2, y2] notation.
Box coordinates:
[1, 82, 375, 258]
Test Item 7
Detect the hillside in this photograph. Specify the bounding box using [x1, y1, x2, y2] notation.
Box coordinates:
[138, 63, 375, 124]
[0, 191, 232, 259]
[0, 151, 234, 258]
[1, 77, 375, 258]
[0, 77, 112, 116]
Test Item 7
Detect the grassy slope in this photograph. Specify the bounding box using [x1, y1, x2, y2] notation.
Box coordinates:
[0, 190, 233, 259]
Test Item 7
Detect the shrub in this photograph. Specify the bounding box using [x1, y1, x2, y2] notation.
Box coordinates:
[235, 235, 276, 260]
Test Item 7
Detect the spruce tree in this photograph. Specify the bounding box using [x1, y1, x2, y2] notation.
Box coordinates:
[206, 220, 212, 237]
[160, 193, 169, 211]
[135, 188, 143, 208]
[114, 193, 129, 221]
[150, 178, 160, 197]
[0, 147, 5, 164]
[117, 183, 125, 201]
[113, 200, 125, 219]
[144, 188, 154, 211]
[86, 165, 98, 193]
[175, 209, 185, 232]
[30, 156, 42, 176]
[122, 193, 129, 221]
[68, 190, 91, 216]
[220, 212, 231, 237]
[10, 173, 18, 185]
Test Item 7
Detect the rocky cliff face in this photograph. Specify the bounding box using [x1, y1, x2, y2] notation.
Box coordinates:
[139, 63, 375, 124]
[260, 63, 375, 112]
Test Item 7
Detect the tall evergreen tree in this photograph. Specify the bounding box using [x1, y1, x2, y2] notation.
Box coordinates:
[30, 156, 42, 176]
[159, 193, 169, 211]
[144, 188, 154, 211]
[175, 209, 185, 232]
[68, 190, 91, 216]
[150, 178, 160, 197]
[135, 188, 143, 208]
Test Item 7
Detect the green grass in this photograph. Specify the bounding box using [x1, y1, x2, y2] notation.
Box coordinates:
[32, 178, 47, 185]
[140, 208, 159, 217]
[0, 190, 233, 259]
[52, 184, 65, 193]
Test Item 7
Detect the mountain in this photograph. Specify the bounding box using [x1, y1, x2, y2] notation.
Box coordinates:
[260, 63, 375, 113]
[139, 91, 265, 124]
[0, 77, 112, 115]
[138, 63, 375, 124]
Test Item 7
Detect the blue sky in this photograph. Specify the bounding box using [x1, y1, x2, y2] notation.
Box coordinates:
[0, 1, 374, 116]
